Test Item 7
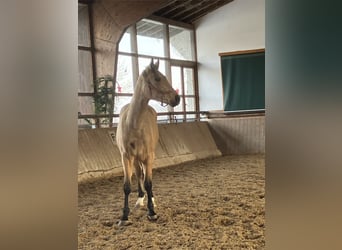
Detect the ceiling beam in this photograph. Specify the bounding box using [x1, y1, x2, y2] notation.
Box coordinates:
[170, 0, 213, 20]
[149, 15, 194, 29]
[154, 0, 183, 16]
[182, 0, 233, 23]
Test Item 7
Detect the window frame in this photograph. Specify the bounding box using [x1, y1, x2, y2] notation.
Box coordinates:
[78, 2, 98, 127]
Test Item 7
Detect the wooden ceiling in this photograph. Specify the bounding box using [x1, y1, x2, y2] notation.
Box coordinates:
[79, 0, 234, 25]
[153, 0, 234, 24]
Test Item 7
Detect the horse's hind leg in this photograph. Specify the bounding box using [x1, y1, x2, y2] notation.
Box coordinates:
[133, 161, 145, 209]
[144, 159, 158, 221]
[118, 156, 133, 226]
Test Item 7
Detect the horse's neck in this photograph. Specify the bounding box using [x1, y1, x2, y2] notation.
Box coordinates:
[126, 78, 149, 129]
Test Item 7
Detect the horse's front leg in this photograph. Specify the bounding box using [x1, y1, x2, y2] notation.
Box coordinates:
[118, 156, 133, 226]
[144, 159, 158, 221]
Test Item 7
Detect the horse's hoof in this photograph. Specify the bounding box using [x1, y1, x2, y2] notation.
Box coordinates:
[147, 214, 158, 221]
[117, 220, 132, 226]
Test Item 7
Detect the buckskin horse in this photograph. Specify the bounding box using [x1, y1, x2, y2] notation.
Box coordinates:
[116, 59, 180, 226]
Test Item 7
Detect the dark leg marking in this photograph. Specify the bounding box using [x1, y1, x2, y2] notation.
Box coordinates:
[121, 182, 131, 221]
[144, 179, 158, 220]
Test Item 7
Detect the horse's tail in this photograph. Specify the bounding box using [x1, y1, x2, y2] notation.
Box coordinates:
[138, 161, 146, 193]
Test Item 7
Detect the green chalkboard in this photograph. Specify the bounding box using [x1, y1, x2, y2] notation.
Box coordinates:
[220, 51, 265, 111]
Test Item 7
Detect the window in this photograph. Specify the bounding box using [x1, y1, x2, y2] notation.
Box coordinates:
[169, 25, 195, 61]
[115, 18, 198, 124]
[137, 19, 165, 57]
[78, 3, 96, 127]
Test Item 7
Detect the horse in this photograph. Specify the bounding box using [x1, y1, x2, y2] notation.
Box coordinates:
[116, 59, 180, 226]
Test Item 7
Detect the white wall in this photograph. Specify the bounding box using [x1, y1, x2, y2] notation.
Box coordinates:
[195, 0, 265, 111]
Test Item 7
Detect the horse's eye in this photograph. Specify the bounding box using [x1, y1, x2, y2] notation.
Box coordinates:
[155, 77, 161, 82]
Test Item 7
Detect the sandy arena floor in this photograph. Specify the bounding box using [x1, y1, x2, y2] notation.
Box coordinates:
[78, 154, 265, 249]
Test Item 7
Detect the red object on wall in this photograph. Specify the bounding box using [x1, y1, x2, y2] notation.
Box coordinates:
[117, 84, 122, 93]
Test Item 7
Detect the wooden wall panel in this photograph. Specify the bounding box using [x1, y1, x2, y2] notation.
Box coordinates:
[207, 116, 265, 155]
[78, 121, 221, 181]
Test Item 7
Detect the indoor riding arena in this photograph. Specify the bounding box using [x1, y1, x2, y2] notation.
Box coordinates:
[78, 120, 265, 249]
[78, 0, 265, 249]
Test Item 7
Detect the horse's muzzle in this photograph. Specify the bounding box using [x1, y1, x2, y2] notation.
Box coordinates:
[171, 94, 180, 107]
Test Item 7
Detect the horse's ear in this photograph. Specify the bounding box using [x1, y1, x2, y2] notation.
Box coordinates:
[149, 58, 159, 71]
[154, 59, 159, 70]
[150, 58, 154, 69]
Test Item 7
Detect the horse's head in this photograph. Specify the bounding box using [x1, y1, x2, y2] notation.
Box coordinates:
[142, 59, 180, 107]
